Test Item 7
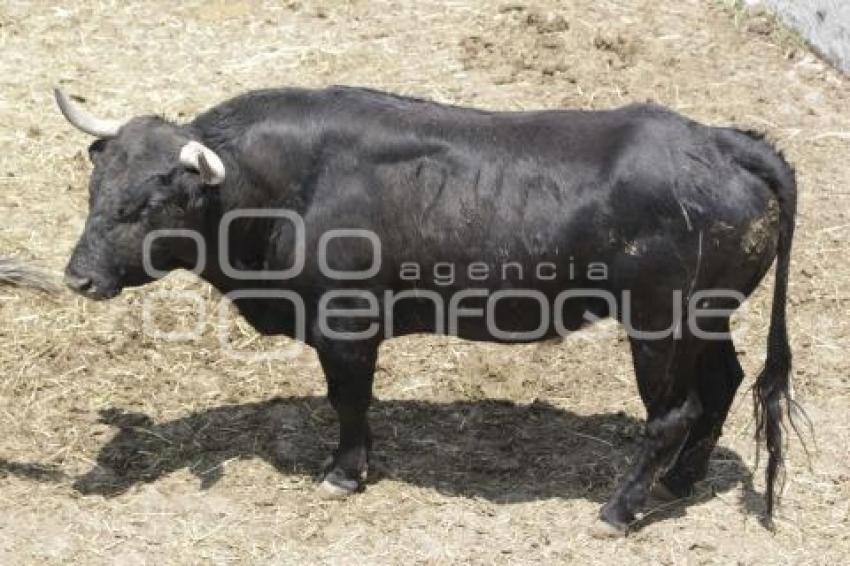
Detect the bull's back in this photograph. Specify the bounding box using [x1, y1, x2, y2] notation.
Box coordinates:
[294, 88, 779, 296]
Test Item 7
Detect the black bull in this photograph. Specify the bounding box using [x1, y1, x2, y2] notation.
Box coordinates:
[57, 86, 799, 533]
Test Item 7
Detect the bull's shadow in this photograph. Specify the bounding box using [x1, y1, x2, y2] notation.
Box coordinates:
[72, 396, 757, 522]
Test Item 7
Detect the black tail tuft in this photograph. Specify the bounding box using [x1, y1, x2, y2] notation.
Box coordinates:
[718, 128, 804, 521]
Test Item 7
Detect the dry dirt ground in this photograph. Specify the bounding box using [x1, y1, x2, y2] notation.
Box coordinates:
[0, 0, 848, 563]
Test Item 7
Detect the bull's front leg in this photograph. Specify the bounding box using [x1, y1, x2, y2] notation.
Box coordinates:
[315, 340, 377, 498]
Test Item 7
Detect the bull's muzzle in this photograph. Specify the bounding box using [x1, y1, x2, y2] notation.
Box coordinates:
[63, 264, 118, 300]
[63, 271, 92, 293]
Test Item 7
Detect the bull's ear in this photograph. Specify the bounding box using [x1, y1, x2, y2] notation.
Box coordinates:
[87, 139, 108, 162]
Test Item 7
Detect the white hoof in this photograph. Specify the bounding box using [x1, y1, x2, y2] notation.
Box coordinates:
[317, 478, 356, 500]
[589, 519, 628, 539]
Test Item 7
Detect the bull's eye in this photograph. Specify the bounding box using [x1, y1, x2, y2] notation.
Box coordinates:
[116, 204, 143, 223]
[116, 194, 149, 223]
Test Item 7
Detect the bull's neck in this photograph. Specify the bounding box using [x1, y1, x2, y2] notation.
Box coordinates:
[193, 132, 314, 297]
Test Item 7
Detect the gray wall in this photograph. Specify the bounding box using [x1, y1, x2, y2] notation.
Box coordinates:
[751, 0, 850, 74]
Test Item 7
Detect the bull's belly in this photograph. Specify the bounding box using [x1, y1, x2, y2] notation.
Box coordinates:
[384, 289, 609, 344]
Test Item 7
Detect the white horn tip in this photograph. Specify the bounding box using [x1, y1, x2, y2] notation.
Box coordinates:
[54, 86, 122, 138]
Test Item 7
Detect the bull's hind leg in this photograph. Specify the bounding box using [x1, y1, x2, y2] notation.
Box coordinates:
[316, 341, 378, 498]
[599, 336, 702, 533]
[656, 331, 744, 498]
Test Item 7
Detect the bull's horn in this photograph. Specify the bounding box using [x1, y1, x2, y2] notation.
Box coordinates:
[179, 141, 226, 185]
[54, 88, 122, 138]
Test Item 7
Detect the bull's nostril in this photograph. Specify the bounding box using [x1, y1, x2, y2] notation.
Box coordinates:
[64, 273, 92, 292]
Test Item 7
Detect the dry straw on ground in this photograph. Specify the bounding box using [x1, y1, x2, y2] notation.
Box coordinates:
[0, 0, 848, 563]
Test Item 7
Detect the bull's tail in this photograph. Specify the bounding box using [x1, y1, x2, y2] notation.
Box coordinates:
[717, 128, 803, 523]
[0, 257, 58, 292]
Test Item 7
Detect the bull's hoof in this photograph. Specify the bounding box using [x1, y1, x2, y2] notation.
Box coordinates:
[318, 478, 357, 500]
[589, 519, 628, 539]
[317, 468, 361, 500]
[597, 502, 632, 537]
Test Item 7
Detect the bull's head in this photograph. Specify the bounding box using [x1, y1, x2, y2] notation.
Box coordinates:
[56, 89, 225, 299]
